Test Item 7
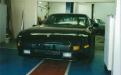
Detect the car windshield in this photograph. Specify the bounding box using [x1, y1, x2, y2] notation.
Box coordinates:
[44, 14, 90, 28]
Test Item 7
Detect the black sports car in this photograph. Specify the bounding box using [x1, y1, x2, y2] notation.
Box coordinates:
[17, 14, 96, 61]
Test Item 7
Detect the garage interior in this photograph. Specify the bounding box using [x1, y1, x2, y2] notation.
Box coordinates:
[0, 0, 121, 75]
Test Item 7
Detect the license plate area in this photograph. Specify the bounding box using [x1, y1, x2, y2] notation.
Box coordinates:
[34, 50, 60, 55]
[46, 50, 60, 55]
[43, 43, 69, 50]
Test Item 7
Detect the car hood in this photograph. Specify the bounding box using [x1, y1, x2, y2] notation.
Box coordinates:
[19, 24, 92, 36]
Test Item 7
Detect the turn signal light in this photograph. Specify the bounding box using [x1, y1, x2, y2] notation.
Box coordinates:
[84, 44, 89, 48]
[17, 42, 21, 47]
[73, 45, 80, 51]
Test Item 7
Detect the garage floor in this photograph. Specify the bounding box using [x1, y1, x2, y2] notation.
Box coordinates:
[0, 36, 111, 75]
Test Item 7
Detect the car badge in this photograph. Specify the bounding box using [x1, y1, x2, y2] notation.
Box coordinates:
[47, 34, 50, 38]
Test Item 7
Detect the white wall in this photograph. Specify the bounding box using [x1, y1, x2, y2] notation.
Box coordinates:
[94, 3, 116, 23]
[37, 2, 66, 19]
[49, 2, 66, 15]
[24, 0, 37, 29]
[74, 3, 92, 18]
[112, 0, 121, 75]
[11, 0, 37, 38]
[0, 4, 7, 43]
[73, 3, 115, 23]
[104, 15, 115, 71]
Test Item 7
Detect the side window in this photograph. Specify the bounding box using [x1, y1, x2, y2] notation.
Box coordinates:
[86, 18, 91, 26]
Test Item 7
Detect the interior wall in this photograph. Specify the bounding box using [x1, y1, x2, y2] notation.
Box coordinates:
[37, 2, 66, 19]
[49, 2, 66, 15]
[11, 0, 37, 38]
[0, 4, 7, 43]
[112, 0, 121, 74]
[24, 0, 37, 29]
[74, 3, 92, 18]
[94, 3, 116, 24]
[11, 0, 24, 38]
[73, 2, 115, 24]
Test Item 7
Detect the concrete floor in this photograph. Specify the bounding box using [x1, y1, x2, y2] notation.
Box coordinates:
[0, 36, 111, 75]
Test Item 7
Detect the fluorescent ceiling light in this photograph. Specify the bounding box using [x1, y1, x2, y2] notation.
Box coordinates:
[39, 1, 42, 4]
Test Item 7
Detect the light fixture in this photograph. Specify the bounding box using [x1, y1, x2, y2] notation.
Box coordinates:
[38, 1, 42, 4]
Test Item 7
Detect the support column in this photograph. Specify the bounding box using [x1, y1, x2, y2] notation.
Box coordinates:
[112, 0, 121, 75]
[66, 2, 74, 13]
[91, 4, 94, 20]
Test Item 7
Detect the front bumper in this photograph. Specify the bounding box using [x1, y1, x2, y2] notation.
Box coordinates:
[17, 34, 93, 60]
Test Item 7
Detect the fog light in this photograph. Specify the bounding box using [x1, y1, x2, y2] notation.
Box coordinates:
[84, 44, 89, 48]
[63, 52, 71, 58]
[73, 45, 80, 51]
